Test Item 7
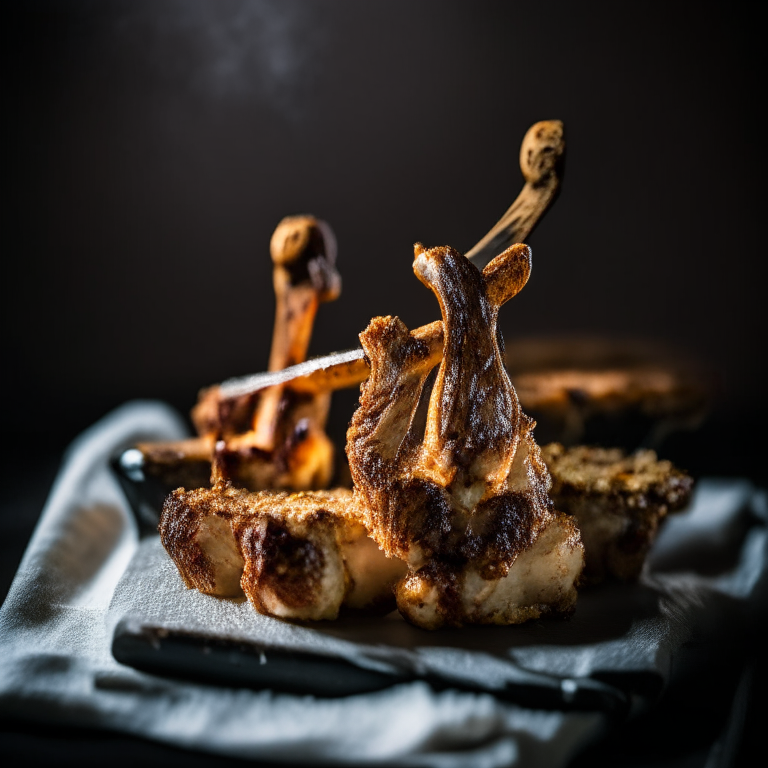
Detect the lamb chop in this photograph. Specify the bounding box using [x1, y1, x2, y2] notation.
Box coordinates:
[346, 243, 584, 629]
[160, 483, 406, 620]
[541, 443, 694, 584]
[153, 122, 580, 627]
[134, 215, 341, 495]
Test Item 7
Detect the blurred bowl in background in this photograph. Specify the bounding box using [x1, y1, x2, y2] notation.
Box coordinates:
[506, 336, 713, 452]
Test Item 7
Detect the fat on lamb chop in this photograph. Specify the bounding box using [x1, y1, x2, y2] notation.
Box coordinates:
[135, 215, 341, 495]
[160, 483, 406, 620]
[347, 243, 584, 629]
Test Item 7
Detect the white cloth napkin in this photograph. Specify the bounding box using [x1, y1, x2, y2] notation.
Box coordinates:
[1, 401, 765, 768]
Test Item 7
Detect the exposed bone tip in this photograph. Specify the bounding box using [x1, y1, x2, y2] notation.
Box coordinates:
[270, 215, 317, 265]
[520, 120, 566, 185]
[413, 243, 429, 278]
[413, 243, 462, 265]
[271, 214, 340, 301]
[483, 242, 533, 308]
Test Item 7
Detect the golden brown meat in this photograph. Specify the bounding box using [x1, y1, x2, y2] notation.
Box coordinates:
[541, 443, 693, 583]
[160, 484, 406, 620]
[347, 243, 584, 629]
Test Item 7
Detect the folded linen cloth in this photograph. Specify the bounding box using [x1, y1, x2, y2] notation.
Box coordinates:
[0, 401, 765, 768]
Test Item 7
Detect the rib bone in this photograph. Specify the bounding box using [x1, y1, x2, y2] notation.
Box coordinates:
[464, 120, 565, 268]
[250, 215, 341, 452]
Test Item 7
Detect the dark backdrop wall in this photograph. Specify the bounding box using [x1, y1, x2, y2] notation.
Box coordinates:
[5, 1, 766, 480]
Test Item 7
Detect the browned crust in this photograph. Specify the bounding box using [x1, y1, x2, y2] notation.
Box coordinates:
[159, 484, 364, 611]
[210, 388, 334, 491]
[237, 511, 333, 613]
[397, 508, 583, 629]
[541, 443, 693, 507]
[158, 486, 241, 593]
[541, 442, 694, 582]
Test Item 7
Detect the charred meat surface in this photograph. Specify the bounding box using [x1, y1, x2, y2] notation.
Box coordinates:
[347, 243, 584, 629]
[159, 484, 405, 620]
[541, 443, 694, 583]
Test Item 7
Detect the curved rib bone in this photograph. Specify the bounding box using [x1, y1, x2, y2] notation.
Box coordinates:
[465, 120, 565, 268]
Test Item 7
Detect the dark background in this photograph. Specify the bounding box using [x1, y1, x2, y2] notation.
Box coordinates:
[2, 2, 766, 765]
[5, 0, 767, 451]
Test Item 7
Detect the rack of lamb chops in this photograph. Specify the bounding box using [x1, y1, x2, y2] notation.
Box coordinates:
[127, 119, 566, 499]
[144, 118, 692, 630]
[160, 241, 585, 629]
